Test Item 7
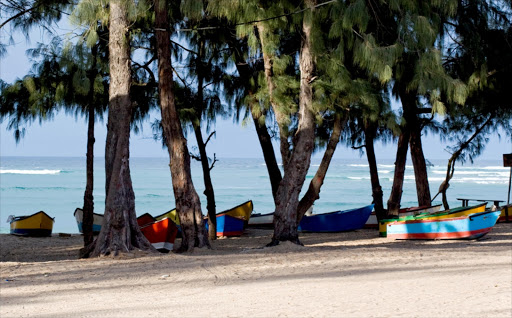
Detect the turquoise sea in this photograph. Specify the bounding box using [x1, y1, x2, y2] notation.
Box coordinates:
[0, 156, 510, 234]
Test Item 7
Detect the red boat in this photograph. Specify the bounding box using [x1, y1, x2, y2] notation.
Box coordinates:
[137, 215, 178, 253]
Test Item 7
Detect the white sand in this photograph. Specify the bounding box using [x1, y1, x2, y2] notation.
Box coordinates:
[1, 225, 511, 317]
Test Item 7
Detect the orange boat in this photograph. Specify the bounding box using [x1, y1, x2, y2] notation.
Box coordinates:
[137, 215, 178, 253]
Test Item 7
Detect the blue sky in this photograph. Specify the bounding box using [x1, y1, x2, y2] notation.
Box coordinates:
[1, 28, 510, 161]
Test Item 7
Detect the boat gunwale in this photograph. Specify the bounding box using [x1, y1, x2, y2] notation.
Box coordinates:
[216, 200, 253, 216]
[388, 210, 500, 225]
[11, 211, 55, 223]
[73, 207, 105, 218]
[302, 204, 374, 218]
[380, 203, 487, 223]
[154, 208, 176, 220]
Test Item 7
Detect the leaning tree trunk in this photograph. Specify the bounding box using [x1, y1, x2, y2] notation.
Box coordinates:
[155, 0, 209, 252]
[401, 90, 431, 206]
[270, 0, 317, 246]
[364, 123, 385, 221]
[82, 44, 98, 248]
[387, 128, 410, 217]
[229, 38, 282, 202]
[296, 113, 346, 223]
[257, 23, 292, 171]
[85, 0, 154, 257]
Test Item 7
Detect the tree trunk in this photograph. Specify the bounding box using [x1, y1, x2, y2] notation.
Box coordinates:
[228, 38, 282, 203]
[296, 113, 346, 223]
[400, 90, 431, 206]
[194, 39, 217, 240]
[364, 123, 385, 221]
[270, 0, 317, 246]
[82, 44, 98, 247]
[86, 0, 154, 257]
[257, 23, 292, 171]
[155, 0, 209, 252]
[387, 128, 410, 217]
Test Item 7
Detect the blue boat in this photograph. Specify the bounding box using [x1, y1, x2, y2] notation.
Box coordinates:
[387, 210, 501, 240]
[298, 204, 374, 232]
[74, 208, 103, 234]
[216, 213, 245, 237]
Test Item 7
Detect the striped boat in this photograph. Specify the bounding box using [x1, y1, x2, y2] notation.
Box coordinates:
[379, 203, 487, 237]
[221, 200, 253, 225]
[74, 208, 104, 234]
[387, 210, 501, 240]
[299, 204, 374, 232]
[365, 205, 442, 228]
[9, 211, 54, 237]
[216, 213, 245, 237]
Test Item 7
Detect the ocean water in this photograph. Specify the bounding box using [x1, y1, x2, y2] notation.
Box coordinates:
[0, 156, 510, 234]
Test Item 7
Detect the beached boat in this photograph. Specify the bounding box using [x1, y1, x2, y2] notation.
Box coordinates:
[137, 213, 157, 227]
[386, 210, 501, 240]
[364, 205, 443, 228]
[155, 208, 179, 225]
[9, 211, 54, 237]
[379, 203, 487, 237]
[247, 212, 274, 228]
[216, 213, 245, 236]
[74, 208, 104, 234]
[298, 204, 374, 232]
[498, 204, 511, 222]
[220, 200, 253, 223]
[139, 217, 179, 252]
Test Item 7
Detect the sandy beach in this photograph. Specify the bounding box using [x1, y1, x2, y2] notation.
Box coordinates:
[1, 225, 511, 318]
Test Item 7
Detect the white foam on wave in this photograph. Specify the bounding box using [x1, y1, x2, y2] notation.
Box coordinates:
[347, 164, 369, 167]
[0, 169, 61, 175]
[347, 176, 370, 180]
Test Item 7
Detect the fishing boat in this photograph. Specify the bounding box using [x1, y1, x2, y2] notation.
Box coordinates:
[247, 212, 274, 228]
[220, 200, 253, 225]
[386, 210, 501, 240]
[216, 212, 245, 236]
[9, 211, 54, 237]
[379, 203, 487, 237]
[137, 213, 156, 227]
[139, 217, 179, 253]
[498, 204, 511, 222]
[155, 208, 179, 225]
[74, 208, 104, 234]
[298, 204, 374, 232]
[365, 204, 443, 229]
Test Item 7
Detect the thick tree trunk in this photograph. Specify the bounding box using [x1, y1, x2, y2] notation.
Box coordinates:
[155, 0, 209, 252]
[296, 113, 346, 223]
[257, 23, 292, 171]
[365, 123, 385, 221]
[229, 39, 282, 202]
[400, 90, 431, 206]
[82, 44, 98, 247]
[387, 129, 410, 217]
[270, 1, 317, 246]
[86, 0, 154, 257]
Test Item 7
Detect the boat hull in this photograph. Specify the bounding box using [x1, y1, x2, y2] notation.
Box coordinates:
[218, 201, 253, 225]
[365, 205, 442, 229]
[139, 218, 179, 253]
[216, 213, 245, 236]
[379, 203, 487, 237]
[155, 208, 179, 225]
[299, 204, 374, 232]
[10, 211, 54, 237]
[387, 211, 501, 240]
[74, 208, 103, 234]
[247, 212, 274, 228]
[498, 204, 512, 222]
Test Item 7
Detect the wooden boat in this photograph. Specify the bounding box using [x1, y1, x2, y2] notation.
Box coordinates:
[155, 208, 179, 225]
[498, 204, 511, 222]
[298, 204, 374, 232]
[386, 210, 501, 240]
[139, 218, 179, 253]
[220, 200, 253, 223]
[74, 208, 104, 234]
[137, 213, 156, 227]
[364, 205, 442, 228]
[9, 211, 54, 237]
[247, 212, 274, 228]
[379, 203, 487, 237]
[215, 213, 245, 236]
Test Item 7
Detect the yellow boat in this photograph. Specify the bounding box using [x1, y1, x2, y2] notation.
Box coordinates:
[218, 200, 253, 221]
[498, 204, 512, 222]
[9, 211, 55, 237]
[379, 203, 487, 237]
[155, 208, 180, 225]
